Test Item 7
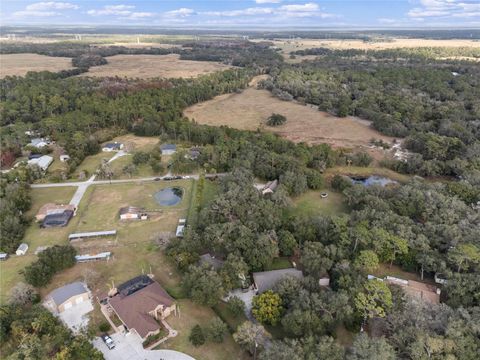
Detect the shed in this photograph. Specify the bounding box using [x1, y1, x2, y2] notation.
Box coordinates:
[45, 282, 90, 313]
[253, 268, 303, 294]
[0, 253, 9, 261]
[16, 243, 29, 256]
[60, 155, 70, 162]
[119, 206, 148, 220]
[69, 230, 117, 241]
[75, 252, 111, 263]
[176, 218, 186, 237]
[160, 144, 177, 155]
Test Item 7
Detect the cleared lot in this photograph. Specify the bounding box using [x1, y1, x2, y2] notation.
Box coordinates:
[0, 53, 74, 78]
[81, 54, 231, 79]
[184, 87, 392, 149]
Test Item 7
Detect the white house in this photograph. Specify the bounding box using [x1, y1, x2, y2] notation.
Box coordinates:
[28, 155, 53, 172]
[16, 243, 29, 256]
[102, 142, 123, 152]
[29, 138, 49, 149]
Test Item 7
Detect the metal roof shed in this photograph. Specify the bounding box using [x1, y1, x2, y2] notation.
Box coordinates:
[69, 230, 117, 241]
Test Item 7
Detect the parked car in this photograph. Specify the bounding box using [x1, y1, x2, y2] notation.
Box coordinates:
[101, 334, 115, 350]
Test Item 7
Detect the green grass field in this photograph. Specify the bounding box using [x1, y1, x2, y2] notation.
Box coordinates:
[158, 299, 249, 360]
[292, 188, 348, 217]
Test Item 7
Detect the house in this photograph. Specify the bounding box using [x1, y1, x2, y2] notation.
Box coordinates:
[160, 144, 176, 156]
[119, 206, 148, 220]
[42, 210, 74, 228]
[28, 155, 53, 171]
[69, 230, 117, 241]
[75, 252, 111, 263]
[262, 179, 278, 195]
[384, 276, 440, 304]
[60, 155, 70, 162]
[36, 203, 76, 222]
[253, 269, 303, 294]
[108, 275, 176, 340]
[0, 253, 9, 261]
[16, 243, 29, 256]
[29, 138, 49, 149]
[44, 282, 90, 313]
[102, 142, 123, 152]
[176, 218, 186, 237]
[199, 253, 224, 270]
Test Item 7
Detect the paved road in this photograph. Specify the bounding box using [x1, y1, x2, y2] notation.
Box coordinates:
[31, 173, 228, 207]
[93, 332, 195, 360]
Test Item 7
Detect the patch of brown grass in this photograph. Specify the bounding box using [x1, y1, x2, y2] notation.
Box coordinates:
[0, 53, 74, 78]
[184, 87, 393, 149]
[80, 54, 231, 79]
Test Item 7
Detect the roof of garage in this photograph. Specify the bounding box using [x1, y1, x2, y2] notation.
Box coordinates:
[48, 282, 88, 306]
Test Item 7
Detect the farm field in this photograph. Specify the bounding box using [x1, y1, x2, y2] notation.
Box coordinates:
[80, 54, 231, 79]
[0, 53, 74, 78]
[184, 87, 393, 150]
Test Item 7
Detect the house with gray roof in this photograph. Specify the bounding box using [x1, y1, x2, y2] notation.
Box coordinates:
[45, 282, 90, 313]
[160, 144, 177, 155]
[252, 268, 303, 294]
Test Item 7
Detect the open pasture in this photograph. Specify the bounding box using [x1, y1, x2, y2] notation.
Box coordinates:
[81, 54, 231, 79]
[184, 87, 393, 150]
[0, 53, 74, 78]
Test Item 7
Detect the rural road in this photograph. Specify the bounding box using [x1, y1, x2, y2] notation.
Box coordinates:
[31, 173, 228, 207]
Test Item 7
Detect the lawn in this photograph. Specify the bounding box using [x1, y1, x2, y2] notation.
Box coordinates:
[71, 152, 114, 180]
[265, 257, 292, 271]
[0, 186, 78, 301]
[292, 188, 348, 217]
[158, 299, 249, 360]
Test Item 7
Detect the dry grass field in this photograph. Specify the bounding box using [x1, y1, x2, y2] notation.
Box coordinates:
[184, 87, 393, 150]
[81, 54, 231, 79]
[0, 53, 74, 78]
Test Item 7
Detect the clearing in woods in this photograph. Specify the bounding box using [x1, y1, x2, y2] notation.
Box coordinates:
[81, 54, 232, 79]
[0, 53, 74, 78]
[184, 85, 393, 150]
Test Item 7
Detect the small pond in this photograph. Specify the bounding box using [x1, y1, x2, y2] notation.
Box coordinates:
[350, 176, 397, 187]
[154, 187, 183, 206]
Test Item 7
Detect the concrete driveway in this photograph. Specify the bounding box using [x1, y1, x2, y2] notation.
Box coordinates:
[58, 301, 93, 334]
[93, 331, 195, 360]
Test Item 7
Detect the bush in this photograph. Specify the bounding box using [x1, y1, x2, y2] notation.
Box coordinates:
[267, 113, 287, 127]
[278, 230, 297, 256]
[132, 151, 150, 165]
[99, 322, 111, 333]
[189, 325, 206, 347]
[227, 296, 246, 317]
[206, 318, 228, 343]
[23, 245, 76, 287]
[331, 174, 353, 192]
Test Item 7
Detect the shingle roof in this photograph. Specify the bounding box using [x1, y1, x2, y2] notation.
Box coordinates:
[253, 268, 303, 294]
[48, 282, 88, 306]
[109, 280, 174, 338]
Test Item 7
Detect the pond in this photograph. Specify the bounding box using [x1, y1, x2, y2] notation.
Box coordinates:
[154, 187, 183, 206]
[350, 176, 397, 187]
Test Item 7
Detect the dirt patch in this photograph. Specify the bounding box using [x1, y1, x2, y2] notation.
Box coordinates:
[0, 53, 74, 78]
[184, 86, 393, 150]
[80, 54, 231, 79]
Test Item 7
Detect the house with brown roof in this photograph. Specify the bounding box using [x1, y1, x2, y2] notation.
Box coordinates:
[107, 275, 176, 340]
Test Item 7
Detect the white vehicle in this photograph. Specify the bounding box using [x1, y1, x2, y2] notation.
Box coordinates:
[101, 334, 115, 350]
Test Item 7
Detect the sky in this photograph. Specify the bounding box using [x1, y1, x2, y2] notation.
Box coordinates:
[1, 1, 479, 28]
